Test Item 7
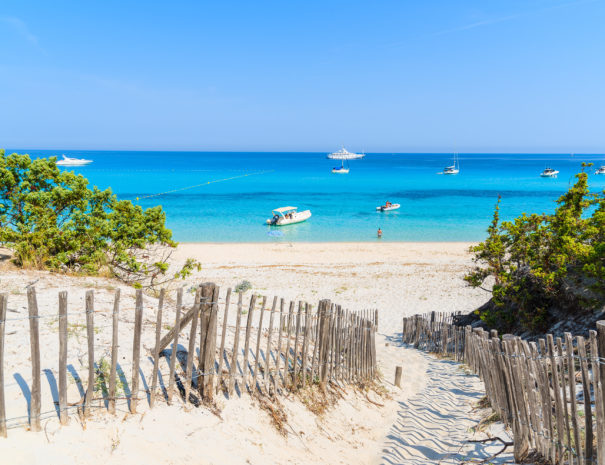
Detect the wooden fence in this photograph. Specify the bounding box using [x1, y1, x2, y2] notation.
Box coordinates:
[402, 311, 605, 465]
[0, 282, 377, 437]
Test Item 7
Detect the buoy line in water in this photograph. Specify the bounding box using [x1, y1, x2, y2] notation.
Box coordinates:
[133, 170, 275, 201]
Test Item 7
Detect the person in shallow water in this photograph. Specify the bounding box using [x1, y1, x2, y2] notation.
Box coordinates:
[377, 228, 382, 238]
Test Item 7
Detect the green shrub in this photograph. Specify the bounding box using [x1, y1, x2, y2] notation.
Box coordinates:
[0, 150, 200, 287]
[465, 164, 605, 332]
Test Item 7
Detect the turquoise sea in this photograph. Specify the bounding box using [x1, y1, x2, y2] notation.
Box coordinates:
[15, 150, 605, 242]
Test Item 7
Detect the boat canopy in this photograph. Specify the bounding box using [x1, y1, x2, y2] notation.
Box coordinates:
[272, 206, 298, 215]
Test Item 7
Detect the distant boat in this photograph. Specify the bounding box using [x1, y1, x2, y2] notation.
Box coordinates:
[376, 202, 400, 212]
[266, 206, 311, 226]
[56, 154, 93, 166]
[595, 165, 605, 175]
[332, 160, 350, 174]
[540, 167, 559, 178]
[327, 148, 365, 160]
[442, 153, 460, 175]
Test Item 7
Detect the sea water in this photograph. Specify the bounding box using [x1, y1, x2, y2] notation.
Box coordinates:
[15, 150, 605, 242]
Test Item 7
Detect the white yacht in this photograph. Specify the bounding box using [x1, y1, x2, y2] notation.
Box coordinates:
[595, 165, 605, 175]
[332, 160, 350, 174]
[442, 154, 460, 175]
[540, 167, 559, 178]
[327, 148, 365, 160]
[56, 154, 93, 166]
[266, 206, 312, 226]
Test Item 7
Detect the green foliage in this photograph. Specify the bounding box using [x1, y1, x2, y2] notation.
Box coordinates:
[466, 164, 605, 332]
[0, 150, 201, 287]
[234, 280, 252, 293]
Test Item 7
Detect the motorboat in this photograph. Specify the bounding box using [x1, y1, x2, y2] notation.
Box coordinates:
[540, 167, 559, 178]
[266, 206, 312, 226]
[376, 202, 400, 212]
[442, 154, 459, 175]
[327, 148, 365, 160]
[332, 160, 349, 174]
[56, 154, 93, 166]
[595, 165, 605, 175]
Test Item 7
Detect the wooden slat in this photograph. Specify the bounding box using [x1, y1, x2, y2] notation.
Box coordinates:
[150, 289, 165, 408]
[283, 301, 294, 389]
[184, 288, 200, 404]
[167, 288, 183, 404]
[0, 294, 8, 437]
[228, 293, 243, 396]
[274, 299, 285, 392]
[202, 284, 219, 400]
[252, 296, 267, 392]
[241, 294, 257, 388]
[576, 336, 593, 463]
[130, 289, 144, 413]
[84, 290, 95, 418]
[108, 289, 120, 415]
[292, 302, 302, 386]
[596, 322, 605, 465]
[216, 288, 232, 392]
[58, 291, 68, 425]
[264, 296, 277, 391]
[301, 303, 311, 387]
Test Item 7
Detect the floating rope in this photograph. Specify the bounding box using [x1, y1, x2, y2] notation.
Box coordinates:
[134, 170, 275, 201]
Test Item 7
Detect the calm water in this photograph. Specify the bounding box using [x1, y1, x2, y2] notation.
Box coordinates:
[15, 150, 605, 242]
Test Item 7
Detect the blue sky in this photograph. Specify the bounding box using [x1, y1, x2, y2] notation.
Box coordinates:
[1, 0, 604, 152]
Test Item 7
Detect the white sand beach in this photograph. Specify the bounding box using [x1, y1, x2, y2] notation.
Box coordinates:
[0, 242, 513, 464]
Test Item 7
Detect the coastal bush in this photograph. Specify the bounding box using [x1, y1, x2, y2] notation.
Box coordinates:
[234, 280, 252, 293]
[0, 150, 200, 287]
[465, 164, 605, 332]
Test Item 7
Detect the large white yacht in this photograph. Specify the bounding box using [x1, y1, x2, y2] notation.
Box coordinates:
[327, 148, 365, 160]
[595, 165, 605, 175]
[56, 154, 93, 166]
[540, 167, 559, 178]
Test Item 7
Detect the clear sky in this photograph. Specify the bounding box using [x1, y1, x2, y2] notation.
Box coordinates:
[1, 0, 604, 152]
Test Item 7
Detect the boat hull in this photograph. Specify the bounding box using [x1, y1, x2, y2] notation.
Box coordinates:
[332, 169, 350, 174]
[376, 204, 400, 212]
[266, 210, 312, 226]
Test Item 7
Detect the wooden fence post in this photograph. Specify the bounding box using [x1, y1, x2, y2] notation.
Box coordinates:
[318, 299, 331, 391]
[130, 289, 144, 413]
[199, 283, 218, 401]
[394, 366, 402, 388]
[241, 294, 257, 389]
[596, 321, 605, 465]
[185, 287, 201, 404]
[84, 290, 94, 418]
[0, 294, 7, 437]
[150, 289, 165, 408]
[264, 296, 277, 391]
[58, 291, 68, 425]
[228, 293, 243, 396]
[108, 289, 120, 415]
[252, 296, 267, 392]
[167, 288, 183, 404]
[216, 288, 232, 392]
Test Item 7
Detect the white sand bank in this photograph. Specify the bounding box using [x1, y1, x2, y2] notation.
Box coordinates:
[0, 242, 513, 464]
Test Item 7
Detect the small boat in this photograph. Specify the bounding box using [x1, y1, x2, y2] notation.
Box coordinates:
[595, 165, 605, 175]
[327, 147, 365, 160]
[56, 154, 93, 166]
[332, 160, 349, 174]
[540, 167, 559, 178]
[376, 202, 400, 212]
[266, 206, 312, 226]
[442, 154, 460, 175]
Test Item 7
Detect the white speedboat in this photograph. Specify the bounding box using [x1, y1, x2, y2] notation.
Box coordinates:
[327, 148, 365, 160]
[595, 165, 605, 175]
[442, 154, 459, 175]
[56, 154, 93, 166]
[376, 202, 400, 212]
[332, 160, 349, 174]
[266, 206, 311, 226]
[540, 167, 559, 178]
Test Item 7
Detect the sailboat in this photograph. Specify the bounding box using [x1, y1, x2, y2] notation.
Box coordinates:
[442, 153, 460, 175]
[332, 160, 350, 174]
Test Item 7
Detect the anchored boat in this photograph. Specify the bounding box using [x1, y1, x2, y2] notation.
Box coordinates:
[332, 160, 350, 174]
[56, 154, 93, 166]
[267, 206, 312, 226]
[376, 202, 400, 212]
[327, 147, 365, 160]
[540, 167, 559, 178]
